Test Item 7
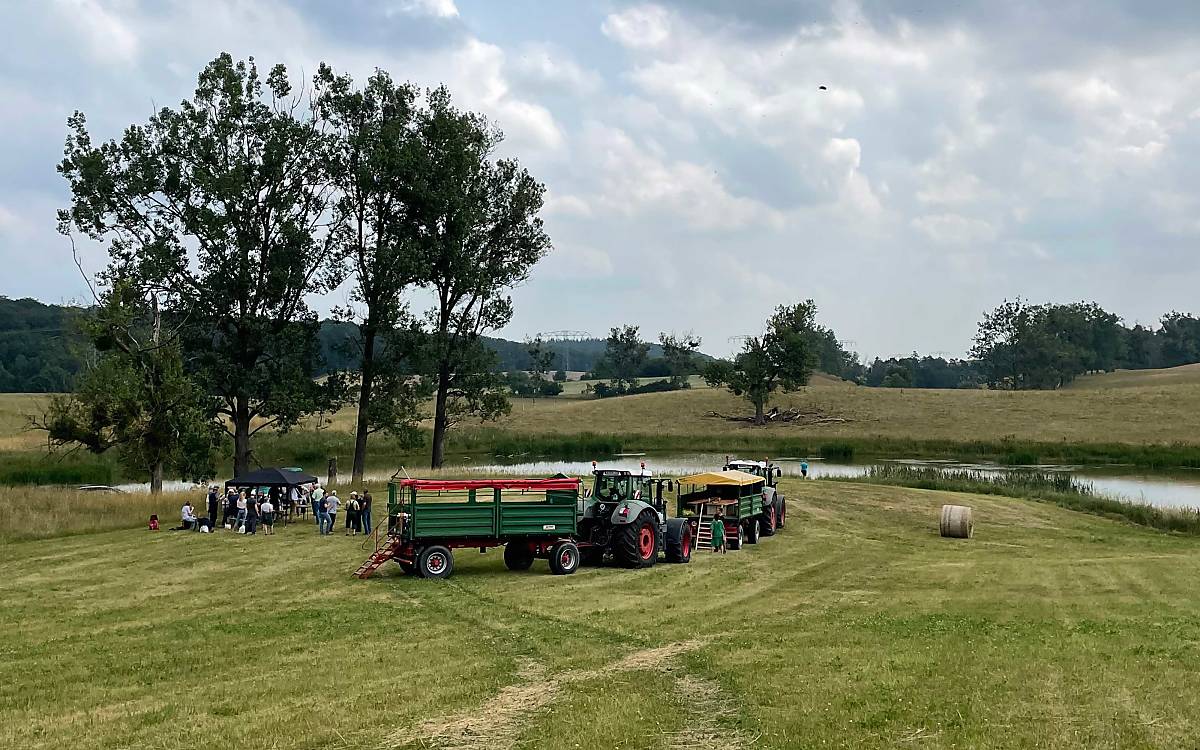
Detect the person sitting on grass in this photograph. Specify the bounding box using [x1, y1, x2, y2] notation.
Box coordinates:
[710, 510, 727, 554]
[174, 501, 197, 531]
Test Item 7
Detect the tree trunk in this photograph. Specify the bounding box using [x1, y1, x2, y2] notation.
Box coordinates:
[351, 325, 377, 484]
[233, 395, 251, 477]
[150, 460, 163, 495]
[430, 368, 451, 469]
[753, 399, 766, 426]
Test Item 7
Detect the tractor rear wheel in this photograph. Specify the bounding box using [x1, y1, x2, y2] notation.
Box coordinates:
[745, 517, 760, 544]
[759, 505, 777, 537]
[548, 541, 581, 575]
[664, 517, 693, 563]
[612, 509, 659, 568]
[417, 545, 454, 579]
[728, 522, 742, 550]
[503, 542, 535, 571]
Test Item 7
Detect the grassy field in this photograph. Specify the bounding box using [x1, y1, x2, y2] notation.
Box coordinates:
[3, 480, 1200, 749]
[1067, 363, 1200, 390]
[6, 365, 1200, 482]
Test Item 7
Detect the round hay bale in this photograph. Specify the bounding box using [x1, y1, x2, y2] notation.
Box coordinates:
[939, 504, 973, 539]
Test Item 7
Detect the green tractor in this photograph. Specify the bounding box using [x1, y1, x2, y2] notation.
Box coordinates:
[576, 463, 693, 568]
[724, 457, 786, 537]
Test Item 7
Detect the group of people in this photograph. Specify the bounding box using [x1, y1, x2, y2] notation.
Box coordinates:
[307, 485, 373, 536]
[172, 482, 377, 537]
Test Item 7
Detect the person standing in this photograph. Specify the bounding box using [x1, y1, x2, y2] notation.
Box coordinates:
[800, 460, 809, 478]
[326, 491, 340, 534]
[260, 496, 275, 535]
[317, 492, 331, 535]
[245, 491, 260, 535]
[710, 511, 727, 554]
[344, 492, 356, 535]
[343, 494, 355, 535]
[236, 491, 249, 531]
[311, 484, 324, 527]
[360, 488, 373, 535]
[223, 488, 238, 528]
[206, 485, 219, 530]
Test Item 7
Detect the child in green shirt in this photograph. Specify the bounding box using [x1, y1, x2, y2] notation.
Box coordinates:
[711, 511, 727, 553]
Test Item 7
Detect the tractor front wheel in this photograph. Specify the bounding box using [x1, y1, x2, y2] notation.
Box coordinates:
[503, 542, 535, 571]
[664, 517, 693, 563]
[777, 499, 786, 529]
[548, 541, 581, 575]
[417, 545, 454, 579]
[745, 517, 760, 544]
[612, 510, 659, 568]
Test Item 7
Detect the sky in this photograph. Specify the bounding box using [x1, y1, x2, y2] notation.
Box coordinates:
[2, 1, 1199, 359]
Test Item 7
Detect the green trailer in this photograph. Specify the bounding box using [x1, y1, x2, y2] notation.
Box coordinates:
[723, 458, 786, 536]
[354, 477, 583, 579]
[673, 470, 767, 550]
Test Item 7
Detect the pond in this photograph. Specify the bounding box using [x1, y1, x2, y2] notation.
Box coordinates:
[448, 453, 1200, 511]
[123, 453, 1200, 510]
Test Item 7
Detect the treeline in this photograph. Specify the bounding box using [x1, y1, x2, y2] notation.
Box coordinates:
[0, 302, 626, 392]
[859, 302, 1200, 391]
[0, 298, 82, 392]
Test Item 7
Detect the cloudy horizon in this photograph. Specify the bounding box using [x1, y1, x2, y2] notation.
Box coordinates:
[2, 0, 1198, 359]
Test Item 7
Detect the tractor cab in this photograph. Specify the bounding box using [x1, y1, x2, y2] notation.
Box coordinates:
[724, 457, 782, 487]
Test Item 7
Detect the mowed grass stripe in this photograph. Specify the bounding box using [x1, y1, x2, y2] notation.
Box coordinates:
[4, 480, 1200, 748]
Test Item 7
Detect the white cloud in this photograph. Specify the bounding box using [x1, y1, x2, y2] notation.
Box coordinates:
[52, 0, 139, 64]
[911, 213, 998, 246]
[602, 5, 670, 49]
[582, 124, 781, 231]
[512, 43, 602, 94]
[388, 0, 458, 19]
[536, 243, 614, 279]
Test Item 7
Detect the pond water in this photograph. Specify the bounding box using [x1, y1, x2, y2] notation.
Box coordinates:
[446, 453, 1200, 511]
[120, 453, 1200, 511]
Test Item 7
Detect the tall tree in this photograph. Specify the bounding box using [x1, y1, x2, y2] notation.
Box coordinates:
[404, 87, 551, 468]
[36, 279, 216, 492]
[58, 54, 346, 475]
[316, 65, 424, 482]
[526, 336, 555, 381]
[604, 325, 650, 394]
[658, 331, 701, 388]
[704, 301, 820, 424]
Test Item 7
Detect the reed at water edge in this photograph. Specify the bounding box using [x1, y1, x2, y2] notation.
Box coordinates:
[828, 464, 1200, 535]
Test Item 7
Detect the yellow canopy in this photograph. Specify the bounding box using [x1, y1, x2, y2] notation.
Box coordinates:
[675, 470, 763, 487]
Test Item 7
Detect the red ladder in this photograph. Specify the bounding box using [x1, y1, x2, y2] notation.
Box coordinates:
[354, 536, 402, 579]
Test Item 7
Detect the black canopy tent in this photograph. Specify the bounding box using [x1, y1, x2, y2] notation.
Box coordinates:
[225, 467, 318, 488]
[224, 468, 318, 525]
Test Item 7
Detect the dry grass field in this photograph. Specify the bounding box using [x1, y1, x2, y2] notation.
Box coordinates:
[3, 480, 1200, 749]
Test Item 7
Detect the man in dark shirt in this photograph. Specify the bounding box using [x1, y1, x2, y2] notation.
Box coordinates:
[206, 486, 219, 530]
[360, 489, 373, 534]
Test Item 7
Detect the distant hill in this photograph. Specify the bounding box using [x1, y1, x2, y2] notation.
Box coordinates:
[0, 298, 82, 392]
[0, 298, 711, 392]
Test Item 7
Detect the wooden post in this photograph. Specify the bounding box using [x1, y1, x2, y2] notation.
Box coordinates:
[327, 456, 338, 488]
